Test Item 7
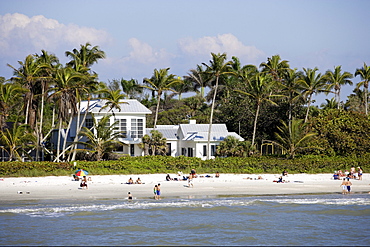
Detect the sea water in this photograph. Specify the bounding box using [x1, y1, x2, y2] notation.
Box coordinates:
[1, 193, 370, 246]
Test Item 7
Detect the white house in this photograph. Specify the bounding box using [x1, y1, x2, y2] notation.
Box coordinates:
[147, 120, 244, 160]
[50, 100, 244, 160]
[51, 99, 152, 157]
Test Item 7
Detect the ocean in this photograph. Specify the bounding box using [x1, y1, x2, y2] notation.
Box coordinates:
[1, 193, 370, 246]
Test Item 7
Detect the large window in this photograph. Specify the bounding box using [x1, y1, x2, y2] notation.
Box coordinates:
[166, 143, 171, 156]
[203, 145, 207, 157]
[131, 118, 143, 138]
[211, 145, 217, 156]
[114, 119, 127, 136]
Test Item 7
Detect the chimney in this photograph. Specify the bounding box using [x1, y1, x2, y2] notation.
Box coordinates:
[189, 119, 196, 124]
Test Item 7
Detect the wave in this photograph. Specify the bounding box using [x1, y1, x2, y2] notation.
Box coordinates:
[1, 194, 369, 217]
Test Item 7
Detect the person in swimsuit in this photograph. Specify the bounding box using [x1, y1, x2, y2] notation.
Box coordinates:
[357, 167, 363, 180]
[128, 192, 133, 201]
[154, 185, 158, 200]
[340, 178, 347, 194]
[156, 183, 161, 199]
[346, 178, 352, 194]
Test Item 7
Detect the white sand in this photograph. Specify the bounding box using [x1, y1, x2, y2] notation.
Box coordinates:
[1, 173, 369, 201]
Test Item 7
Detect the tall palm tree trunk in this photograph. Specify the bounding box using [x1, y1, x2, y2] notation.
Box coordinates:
[304, 94, 313, 123]
[251, 103, 260, 148]
[207, 77, 219, 160]
[154, 94, 161, 129]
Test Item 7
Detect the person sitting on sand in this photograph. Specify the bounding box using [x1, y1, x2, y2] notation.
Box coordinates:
[73, 174, 79, 181]
[135, 177, 142, 184]
[166, 174, 172, 181]
[282, 170, 288, 176]
[127, 177, 134, 184]
[80, 176, 88, 189]
[277, 176, 283, 183]
[215, 172, 220, 178]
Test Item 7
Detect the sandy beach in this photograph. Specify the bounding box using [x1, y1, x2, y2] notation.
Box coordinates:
[1, 173, 369, 201]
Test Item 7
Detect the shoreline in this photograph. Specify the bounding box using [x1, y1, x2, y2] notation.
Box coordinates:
[1, 173, 369, 201]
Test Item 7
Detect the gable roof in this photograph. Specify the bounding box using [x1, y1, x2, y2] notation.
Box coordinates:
[79, 99, 152, 114]
[150, 123, 244, 142]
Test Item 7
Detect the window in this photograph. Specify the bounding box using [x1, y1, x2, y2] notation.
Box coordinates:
[130, 144, 135, 156]
[211, 145, 216, 156]
[203, 145, 207, 157]
[181, 148, 186, 156]
[114, 119, 127, 136]
[187, 147, 193, 157]
[85, 118, 93, 129]
[166, 143, 171, 156]
[131, 118, 143, 138]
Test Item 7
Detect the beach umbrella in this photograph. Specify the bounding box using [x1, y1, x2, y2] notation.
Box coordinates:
[75, 169, 88, 176]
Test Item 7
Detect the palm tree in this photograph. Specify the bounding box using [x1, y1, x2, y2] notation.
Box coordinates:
[260, 55, 290, 82]
[321, 98, 338, 110]
[65, 42, 106, 70]
[139, 130, 167, 156]
[324, 65, 353, 109]
[7, 54, 48, 129]
[298, 67, 327, 122]
[99, 88, 127, 115]
[0, 122, 36, 161]
[142, 68, 181, 128]
[280, 68, 304, 126]
[119, 78, 143, 99]
[0, 82, 26, 129]
[170, 77, 193, 100]
[48, 66, 87, 161]
[184, 64, 210, 98]
[202, 53, 233, 159]
[235, 72, 281, 149]
[273, 118, 317, 159]
[78, 114, 125, 161]
[355, 63, 370, 115]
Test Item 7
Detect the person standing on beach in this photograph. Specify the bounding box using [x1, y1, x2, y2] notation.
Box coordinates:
[341, 178, 347, 194]
[345, 178, 352, 194]
[156, 183, 161, 200]
[154, 185, 158, 200]
[188, 173, 193, 187]
[128, 192, 133, 201]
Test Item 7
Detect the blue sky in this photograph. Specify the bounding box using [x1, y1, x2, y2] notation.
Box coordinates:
[1, 0, 369, 105]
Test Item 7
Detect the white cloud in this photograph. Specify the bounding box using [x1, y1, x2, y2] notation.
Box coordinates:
[178, 33, 264, 63]
[0, 13, 111, 59]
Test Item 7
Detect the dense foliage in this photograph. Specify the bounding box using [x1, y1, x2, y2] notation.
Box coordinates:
[1, 44, 370, 162]
[1, 156, 369, 177]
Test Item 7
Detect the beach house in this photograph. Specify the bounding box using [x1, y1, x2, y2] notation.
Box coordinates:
[147, 120, 244, 160]
[50, 99, 152, 157]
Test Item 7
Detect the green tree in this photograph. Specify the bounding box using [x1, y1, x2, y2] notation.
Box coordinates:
[142, 68, 181, 128]
[216, 136, 249, 157]
[324, 65, 353, 109]
[355, 62, 370, 115]
[202, 53, 233, 159]
[78, 114, 125, 161]
[139, 130, 167, 156]
[99, 88, 127, 116]
[0, 122, 36, 161]
[65, 42, 106, 71]
[260, 54, 290, 82]
[0, 82, 26, 129]
[273, 118, 317, 159]
[235, 72, 281, 149]
[119, 78, 143, 99]
[298, 67, 327, 122]
[7, 54, 48, 130]
[184, 64, 210, 98]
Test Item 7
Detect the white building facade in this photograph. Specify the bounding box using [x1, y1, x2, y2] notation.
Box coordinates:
[147, 120, 244, 160]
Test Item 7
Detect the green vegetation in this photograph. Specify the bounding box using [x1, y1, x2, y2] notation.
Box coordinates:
[1, 156, 369, 177]
[1, 44, 369, 165]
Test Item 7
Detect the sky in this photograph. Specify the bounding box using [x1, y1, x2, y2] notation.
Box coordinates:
[1, 0, 369, 105]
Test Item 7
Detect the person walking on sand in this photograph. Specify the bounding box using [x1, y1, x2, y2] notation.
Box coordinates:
[341, 178, 347, 194]
[345, 178, 352, 194]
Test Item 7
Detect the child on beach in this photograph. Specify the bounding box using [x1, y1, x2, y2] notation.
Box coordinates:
[341, 178, 347, 194]
[154, 185, 158, 200]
